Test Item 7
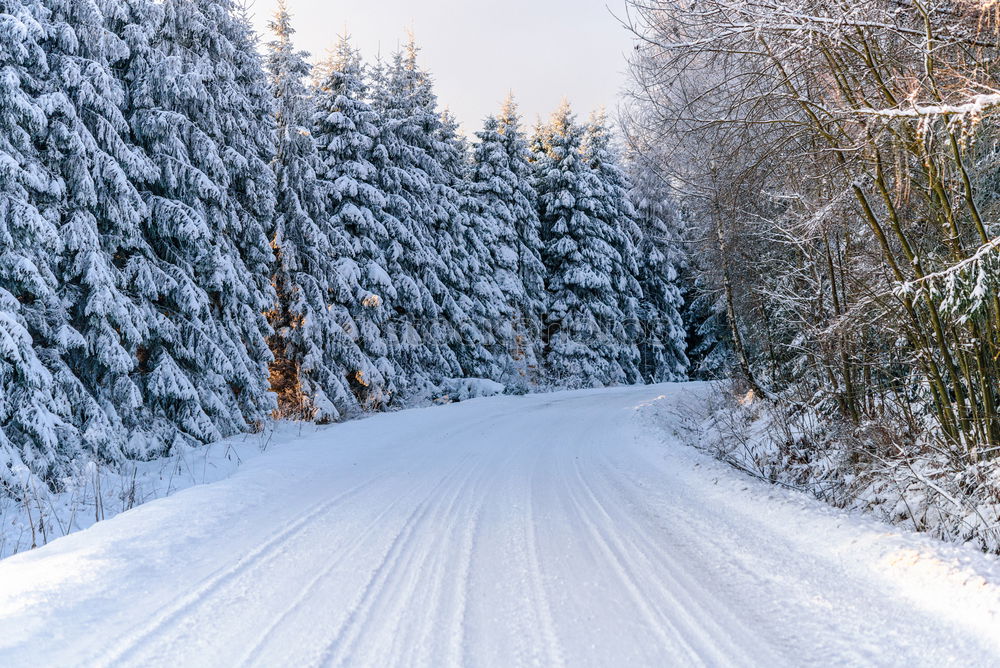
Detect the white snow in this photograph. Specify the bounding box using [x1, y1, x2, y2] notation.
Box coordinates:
[2, 383, 1000, 666]
[859, 93, 1000, 118]
[0, 424, 300, 559]
[432, 377, 506, 402]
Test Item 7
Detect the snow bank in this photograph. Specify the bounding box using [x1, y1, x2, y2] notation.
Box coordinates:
[430, 377, 507, 403]
[0, 422, 319, 560]
[670, 382, 1000, 555]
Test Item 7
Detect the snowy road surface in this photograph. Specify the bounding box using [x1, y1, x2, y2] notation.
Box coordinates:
[2, 384, 1000, 667]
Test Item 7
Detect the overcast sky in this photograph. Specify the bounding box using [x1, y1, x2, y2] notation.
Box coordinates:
[248, 0, 635, 132]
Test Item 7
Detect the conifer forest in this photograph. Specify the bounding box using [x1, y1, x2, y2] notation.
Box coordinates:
[0, 0, 687, 493]
[5, 2, 1000, 664]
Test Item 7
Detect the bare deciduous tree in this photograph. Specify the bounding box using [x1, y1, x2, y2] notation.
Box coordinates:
[625, 0, 1000, 460]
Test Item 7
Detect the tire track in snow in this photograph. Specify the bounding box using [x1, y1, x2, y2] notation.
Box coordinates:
[329, 415, 523, 666]
[568, 449, 757, 665]
[387, 450, 497, 666]
[313, 452, 480, 667]
[449, 477, 484, 668]
[581, 447, 782, 663]
[236, 483, 413, 666]
[317, 408, 555, 667]
[405, 435, 516, 667]
[110, 408, 514, 667]
[91, 471, 390, 667]
[589, 441, 880, 664]
[555, 449, 701, 662]
[448, 443, 519, 668]
[378, 452, 492, 667]
[525, 456, 567, 668]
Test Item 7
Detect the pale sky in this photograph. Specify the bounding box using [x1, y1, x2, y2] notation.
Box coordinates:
[248, 0, 635, 132]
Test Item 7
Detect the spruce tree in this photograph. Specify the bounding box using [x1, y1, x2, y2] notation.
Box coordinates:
[683, 256, 731, 379]
[309, 33, 397, 409]
[204, 0, 279, 429]
[581, 111, 644, 384]
[436, 108, 507, 380]
[40, 0, 160, 461]
[0, 0, 76, 484]
[116, 0, 277, 454]
[628, 161, 689, 382]
[472, 96, 546, 384]
[369, 40, 462, 393]
[533, 102, 629, 387]
[379, 42, 510, 384]
[266, 5, 378, 421]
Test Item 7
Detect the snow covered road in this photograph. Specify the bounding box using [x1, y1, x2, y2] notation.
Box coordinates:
[2, 384, 1000, 667]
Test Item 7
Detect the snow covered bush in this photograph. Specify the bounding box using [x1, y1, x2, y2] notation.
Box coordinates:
[693, 383, 1000, 554]
[431, 378, 506, 404]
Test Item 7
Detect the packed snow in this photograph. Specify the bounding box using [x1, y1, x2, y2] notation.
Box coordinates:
[1, 383, 999, 666]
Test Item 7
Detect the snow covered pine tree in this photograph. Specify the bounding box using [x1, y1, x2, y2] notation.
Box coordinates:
[117, 0, 277, 454]
[472, 96, 547, 386]
[0, 0, 77, 487]
[41, 0, 161, 464]
[627, 156, 689, 382]
[267, 4, 380, 421]
[310, 32, 399, 410]
[581, 111, 645, 384]
[533, 102, 633, 387]
[368, 40, 464, 396]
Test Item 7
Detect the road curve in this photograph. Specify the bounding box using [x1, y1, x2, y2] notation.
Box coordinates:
[0, 384, 999, 667]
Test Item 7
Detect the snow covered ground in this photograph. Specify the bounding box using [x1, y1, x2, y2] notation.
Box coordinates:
[1, 383, 1000, 666]
[0, 422, 312, 559]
